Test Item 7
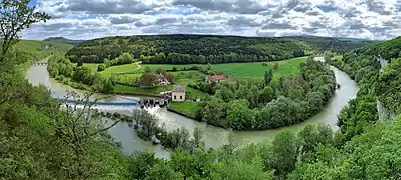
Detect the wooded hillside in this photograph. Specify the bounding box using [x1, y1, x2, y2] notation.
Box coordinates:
[66, 34, 372, 64]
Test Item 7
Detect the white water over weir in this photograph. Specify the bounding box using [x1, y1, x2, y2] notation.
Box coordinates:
[26, 57, 358, 157]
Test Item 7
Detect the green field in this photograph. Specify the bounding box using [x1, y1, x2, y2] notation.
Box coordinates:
[211, 56, 307, 79]
[83, 63, 139, 76]
[169, 102, 200, 119]
[127, 56, 307, 80]
[16, 40, 73, 59]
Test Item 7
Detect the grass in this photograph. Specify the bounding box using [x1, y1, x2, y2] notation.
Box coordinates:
[16, 40, 73, 59]
[169, 102, 200, 119]
[210, 56, 307, 79]
[101, 63, 139, 76]
[83, 63, 101, 72]
[127, 56, 307, 80]
[333, 55, 343, 61]
[83, 63, 139, 77]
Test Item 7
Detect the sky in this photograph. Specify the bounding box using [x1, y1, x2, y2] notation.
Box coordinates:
[21, 0, 401, 40]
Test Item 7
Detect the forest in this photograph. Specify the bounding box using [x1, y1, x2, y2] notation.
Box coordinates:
[2, 1, 401, 180]
[192, 57, 337, 130]
[65, 34, 371, 64]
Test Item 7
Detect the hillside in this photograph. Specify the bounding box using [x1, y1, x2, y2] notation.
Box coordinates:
[65, 34, 372, 64]
[15, 40, 73, 60]
[43, 37, 84, 45]
[327, 36, 401, 140]
[286, 36, 375, 54]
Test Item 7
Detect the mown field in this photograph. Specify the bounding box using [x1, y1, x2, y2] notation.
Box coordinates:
[211, 56, 307, 79]
[114, 56, 308, 80]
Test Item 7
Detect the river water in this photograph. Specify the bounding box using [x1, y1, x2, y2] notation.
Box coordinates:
[26, 57, 358, 157]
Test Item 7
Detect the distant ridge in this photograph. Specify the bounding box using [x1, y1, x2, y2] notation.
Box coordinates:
[43, 37, 84, 45]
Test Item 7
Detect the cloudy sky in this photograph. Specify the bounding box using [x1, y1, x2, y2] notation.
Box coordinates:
[22, 0, 401, 40]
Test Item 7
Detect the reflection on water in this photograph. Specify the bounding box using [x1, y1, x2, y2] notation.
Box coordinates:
[26, 57, 358, 156]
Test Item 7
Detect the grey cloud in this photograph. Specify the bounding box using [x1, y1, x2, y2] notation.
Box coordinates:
[302, 27, 318, 33]
[262, 22, 297, 30]
[364, 0, 391, 15]
[57, 0, 160, 14]
[109, 15, 139, 25]
[305, 10, 320, 16]
[339, 7, 361, 18]
[172, 0, 273, 14]
[134, 21, 152, 27]
[155, 17, 181, 25]
[226, 16, 261, 27]
[343, 20, 367, 30]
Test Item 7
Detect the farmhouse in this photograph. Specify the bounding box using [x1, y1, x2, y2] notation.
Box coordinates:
[206, 74, 229, 83]
[172, 85, 186, 102]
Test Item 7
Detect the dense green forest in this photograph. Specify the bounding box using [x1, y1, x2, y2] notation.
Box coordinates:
[192, 57, 337, 130]
[65, 34, 371, 64]
[2, 1, 401, 179]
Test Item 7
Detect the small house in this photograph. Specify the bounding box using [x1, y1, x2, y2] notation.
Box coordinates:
[172, 85, 186, 102]
[206, 74, 229, 83]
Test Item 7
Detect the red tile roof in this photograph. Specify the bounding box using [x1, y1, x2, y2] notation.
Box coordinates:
[206, 74, 227, 81]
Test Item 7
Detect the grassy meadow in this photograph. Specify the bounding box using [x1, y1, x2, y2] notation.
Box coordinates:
[128, 56, 307, 79]
[16, 40, 73, 59]
[169, 101, 200, 119]
[210, 56, 307, 79]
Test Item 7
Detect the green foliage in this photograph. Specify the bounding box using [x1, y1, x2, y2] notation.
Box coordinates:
[66, 35, 370, 64]
[97, 64, 105, 71]
[199, 59, 336, 130]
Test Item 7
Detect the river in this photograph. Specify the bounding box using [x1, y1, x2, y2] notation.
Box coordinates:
[26, 57, 358, 157]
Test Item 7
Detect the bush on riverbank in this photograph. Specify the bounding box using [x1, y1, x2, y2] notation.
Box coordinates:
[129, 109, 205, 151]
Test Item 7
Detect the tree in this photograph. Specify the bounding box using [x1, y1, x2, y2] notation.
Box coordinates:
[216, 85, 234, 102]
[274, 63, 279, 70]
[139, 72, 159, 87]
[50, 93, 124, 179]
[270, 130, 297, 177]
[259, 86, 274, 104]
[200, 99, 225, 126]
[226, 99, 254, 130]
[128, 152, 158, 180]
[77, 60, 83, 67]
[165, 72, 173, 83]
[0, 0, 50, 63]
[97, 64, 105, 72]
[156, 67, 165, 75]
[145, 161, 183, 180]
[264, 69, 273, 85]
[144, 66, 151, 73]
[207, 63, 212, 70]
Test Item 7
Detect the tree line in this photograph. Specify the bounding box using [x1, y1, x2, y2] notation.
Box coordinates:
[47, 56, 115, 93]
[65, 34, 312, 64]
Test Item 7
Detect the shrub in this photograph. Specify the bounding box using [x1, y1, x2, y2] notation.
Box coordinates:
[97, 64, 105, 72]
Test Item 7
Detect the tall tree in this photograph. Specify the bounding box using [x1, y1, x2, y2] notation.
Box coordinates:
[0, 0, 50, 63]
[264, 69, 273, 85]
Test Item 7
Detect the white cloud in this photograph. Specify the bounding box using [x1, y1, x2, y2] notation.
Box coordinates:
[21, 0, 401, 40]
